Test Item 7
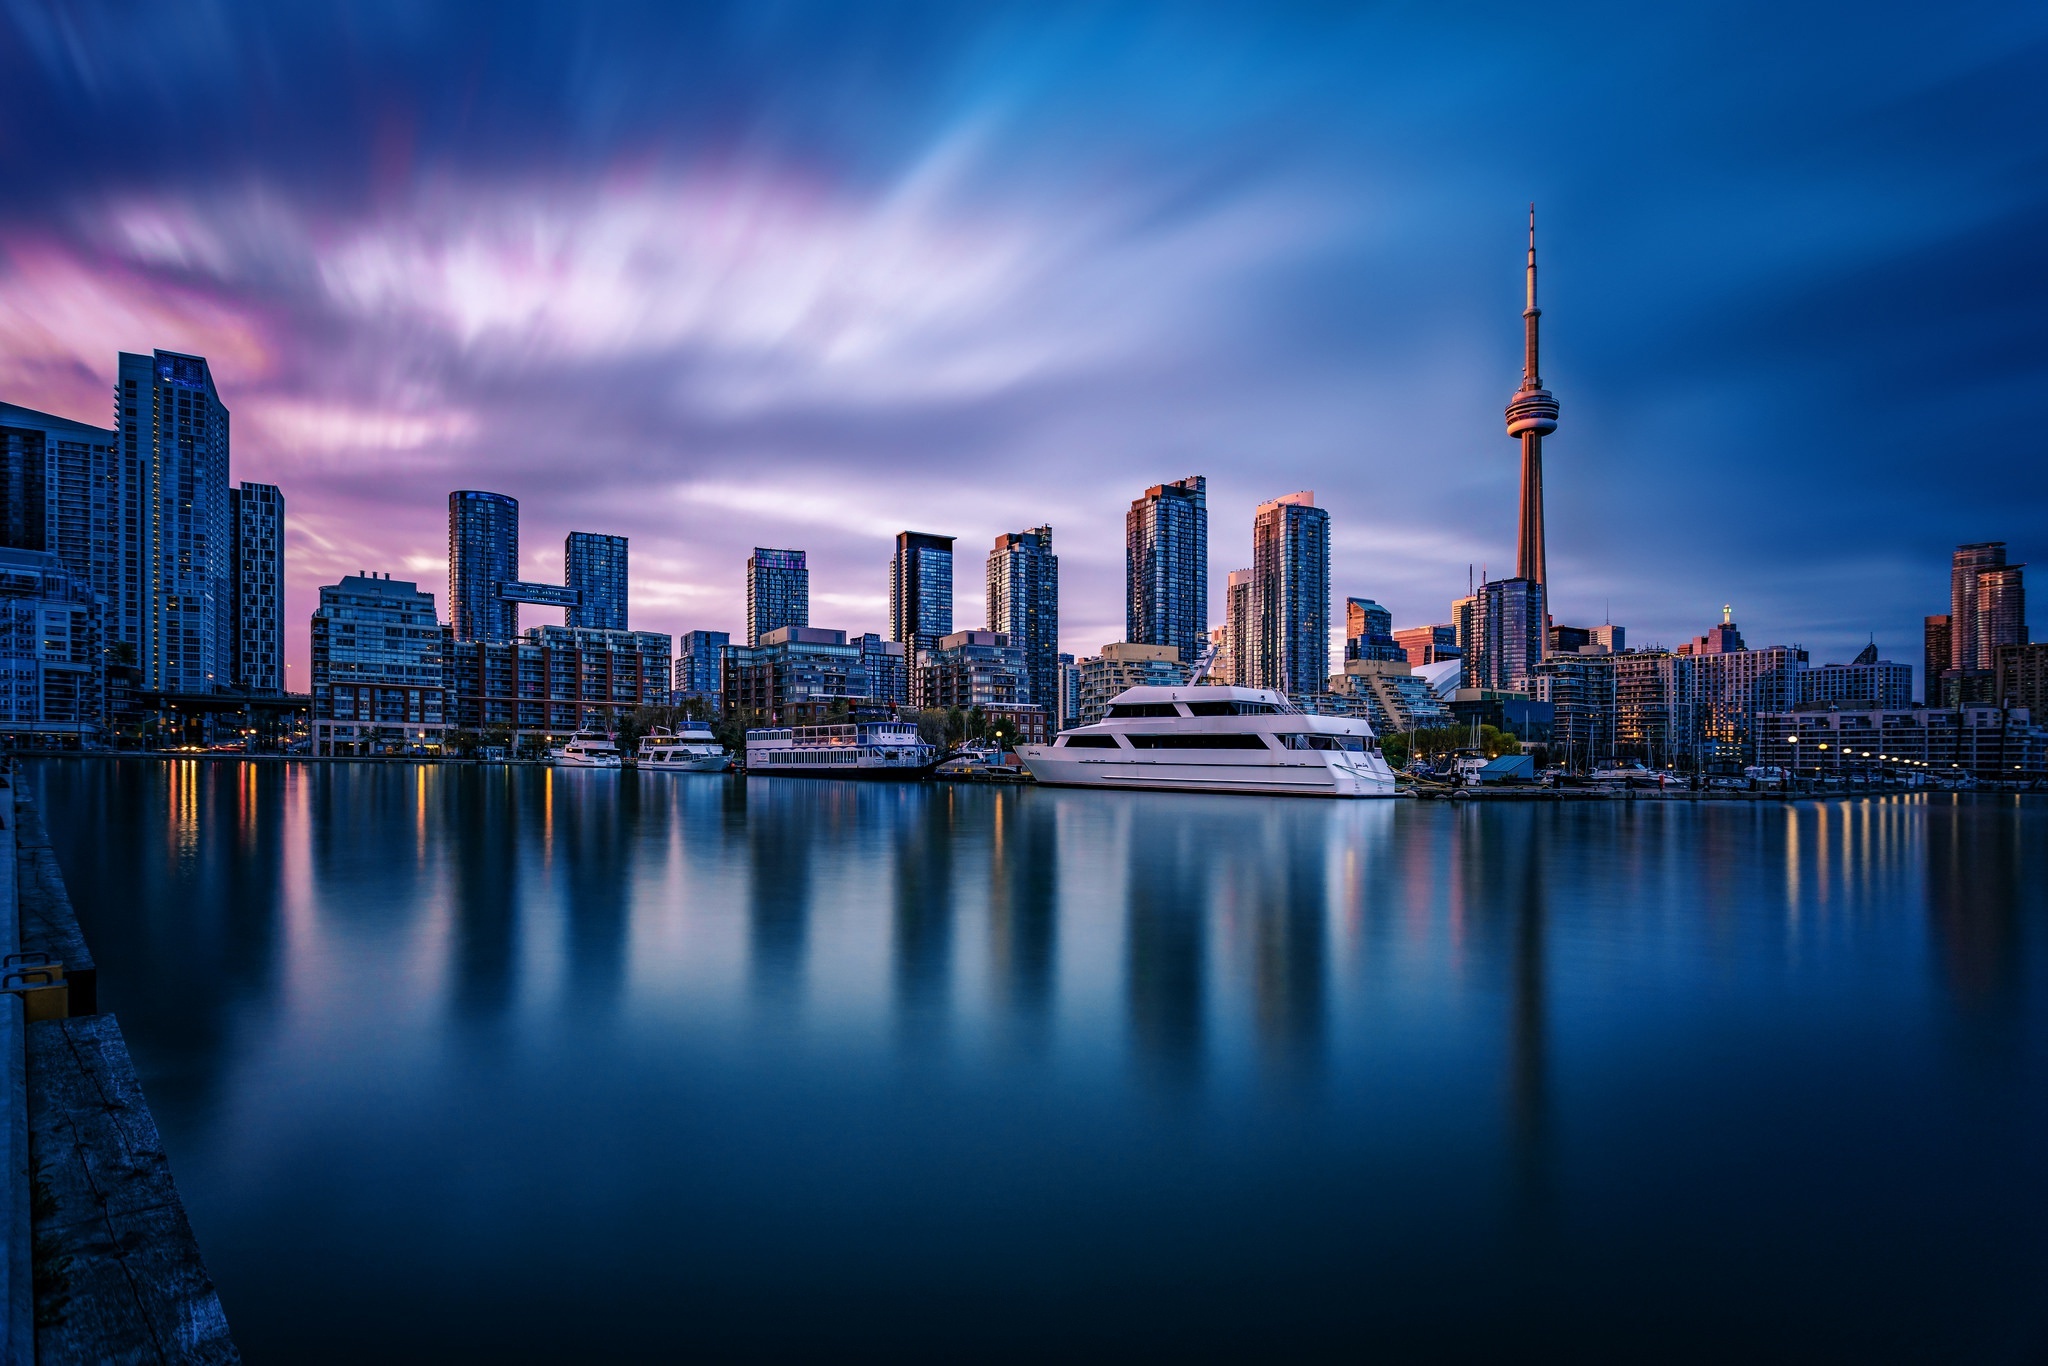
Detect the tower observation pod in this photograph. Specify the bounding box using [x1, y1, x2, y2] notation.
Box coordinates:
[1505, 205, 1558, 588]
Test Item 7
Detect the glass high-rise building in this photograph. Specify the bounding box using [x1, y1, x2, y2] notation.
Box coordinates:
[229, 482, 285, 692]
[1249, 492, 1329, 696]
[890, 531, 955, 654]
[1125, 475, 1207, 663]
[120, 350, 231, 692]
[1462, 576, 1546, 694]
[986, 525, 1057, 708]
[449, 491, 520, 642]
[1344, 597, 1403, 663]
[674, 629, 730, 706]
[566, 532, 628, 631]
[0, 401, 128, 652]
[746, 548, 808, 646]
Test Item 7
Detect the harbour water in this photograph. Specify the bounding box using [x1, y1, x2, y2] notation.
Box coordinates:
[33, 760, 2048, 1361]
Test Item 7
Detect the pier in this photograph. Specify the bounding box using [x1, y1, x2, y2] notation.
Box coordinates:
[0, 770, 238, 1363]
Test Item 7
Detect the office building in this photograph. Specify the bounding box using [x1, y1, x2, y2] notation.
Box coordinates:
[921, 630, 1031, 713]
[1460, 576, 1546, 694]
[228, 482, 284, 693]
[310, 573, 447, 756]
[1550, 623, 1625, 656]
[746, 548, 808, 646]
[1075, 643, 1188, 727]
[890, 532, 955, 657]
[565, 532, 628, 631]
[987, 526, 1058, 708]
[0, 402, 129, 651]
[120, 350, 231, 691]
[674, 630, 730, 709]
[449, 490, 520, 642]
[1126, 475, 1208, 663]
[856, 632, 910, 707]
[1249, 492, 1330, 696]
[1923, 615, 1951, 707]
[1393, 624, 1461, 668]
[1344, 598, 1404, 663]
[724, 625, 870, 725]
[1506, 207, 1561, 591]
[446, 625, 671, 748]
[1799, 650, 1913, 710]
[1994, 643, 2048, 719]
[0, 548, 104, 747]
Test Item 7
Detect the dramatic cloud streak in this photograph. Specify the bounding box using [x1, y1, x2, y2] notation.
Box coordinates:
[0, 0, 2042, 689]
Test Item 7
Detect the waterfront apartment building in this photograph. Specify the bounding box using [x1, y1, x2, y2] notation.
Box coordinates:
[565, 532, 628, 631]
[1754, 704, 2046, 779]
[1249, 492, 1330, 696]
[1344, 598, 1403, 663]
[120, 350, 232, 692]
[1329, 659, 1448, 735]
[0, 402, 129, 652]
[1529, 651, 1617, 764]
[746, 548, 808, 646]
[987, 526, 1058, 709]
[674, 629, 730, 710]
[1693, 642, 1807, 762]
[1459, 577, 1546, 694]
[1614, 650, 1698, 768]
[1393, 624, 1460, 668]
[1074, 642, 1187, 728]
[310, 573, 447, 757]
[921, 630, 1030, 713]
[0, 548, 104, 747]
[444, 625, 671, 747]
[449, 490, 520, 641]
[1799, 655, 1913, 711]
[890, 531, 955, 655]
[854, 633, 909, 707]
[229, 482, 284, 693]
[1126, 476, 1208, 664]
[1221, 568, 1252, 685]
[724, 625, 870, 725]
[1994, 643, 2048, 719]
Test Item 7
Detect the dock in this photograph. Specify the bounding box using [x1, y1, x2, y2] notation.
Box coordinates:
[0, 770, 238, 1364]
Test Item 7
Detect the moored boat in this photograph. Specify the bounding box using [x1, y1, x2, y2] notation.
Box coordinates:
[745, 714, 938, 779]
[1015, 685, 1397, 798]
[637, 724, 732, 773]
[550, 731, 623, 768]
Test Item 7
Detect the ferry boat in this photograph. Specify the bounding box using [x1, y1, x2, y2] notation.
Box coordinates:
[1015, 685, 1397, 798]
[550, 731, 623, 768]
[637, 724, 732, 773]
[744, 715, 939, 780]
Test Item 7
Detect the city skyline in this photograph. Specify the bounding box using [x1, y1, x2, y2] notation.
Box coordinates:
[1, 5, 2043, 685]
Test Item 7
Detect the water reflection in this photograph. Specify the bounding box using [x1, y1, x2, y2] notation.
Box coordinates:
[20, 763, 2048, 1364]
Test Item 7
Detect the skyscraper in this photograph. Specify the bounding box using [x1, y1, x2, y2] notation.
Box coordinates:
[1248, 492, 1330, 696]
[120, 350, 232, 691]
[746, 548, 808, 646]
[1462, 575, 1547, 693]
[1923, 615, 1951, 706]
[229, 482, 285, 692]
[0, 402, 128, 650]
[565, 532, 628, 631]
[1505, 207, 1560, 591]
[890, 531, 955, 653]
[987, 526, 1058, 708]
[1222, 568, 1252, 685]
[1344, 597, 1403, 663]
[1126, 475, 1208, 663]
[1974, 563, 2026, 668]
[449, 490, 520, 641]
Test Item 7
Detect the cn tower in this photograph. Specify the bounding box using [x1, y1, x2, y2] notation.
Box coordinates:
[1504, 205, 1559, 587]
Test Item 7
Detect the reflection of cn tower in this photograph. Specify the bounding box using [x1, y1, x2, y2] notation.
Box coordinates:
[1505, 205, 1559, 588]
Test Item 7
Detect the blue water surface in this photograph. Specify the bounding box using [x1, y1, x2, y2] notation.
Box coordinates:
[32, 760, 2048, 1362]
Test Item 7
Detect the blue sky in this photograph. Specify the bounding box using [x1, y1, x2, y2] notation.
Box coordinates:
[2, 1, 2043, 687]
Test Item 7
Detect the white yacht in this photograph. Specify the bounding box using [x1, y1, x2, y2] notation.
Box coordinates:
[550, 731, 623, 768]
[637, 724, 732, 773]
[1016, 685, 1398, 798]
[745, 715, 939, 780]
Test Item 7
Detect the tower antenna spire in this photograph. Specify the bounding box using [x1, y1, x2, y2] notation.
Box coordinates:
[1506, 204, 1559, 589]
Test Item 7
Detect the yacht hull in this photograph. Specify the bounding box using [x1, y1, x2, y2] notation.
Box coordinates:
[1017, 752, 1396, 798]
[640, 756, 733, 773]
[744, 762, 938, 782]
